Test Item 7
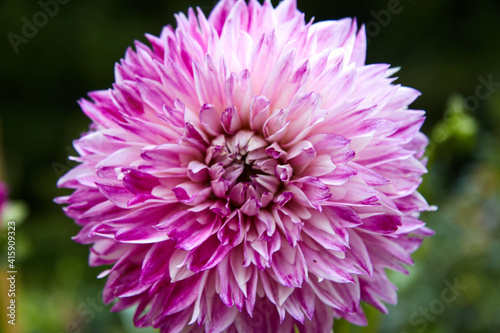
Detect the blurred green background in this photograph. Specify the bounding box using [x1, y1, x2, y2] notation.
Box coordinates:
[1, 0, 499, 332]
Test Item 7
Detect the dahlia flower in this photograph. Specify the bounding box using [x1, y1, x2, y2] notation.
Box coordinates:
[56, 0, 434, 332]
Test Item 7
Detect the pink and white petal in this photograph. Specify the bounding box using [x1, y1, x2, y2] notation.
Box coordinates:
[270, 235, 307, 288]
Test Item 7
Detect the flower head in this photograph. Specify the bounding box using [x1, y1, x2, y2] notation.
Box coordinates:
[56, 0, 434, 332]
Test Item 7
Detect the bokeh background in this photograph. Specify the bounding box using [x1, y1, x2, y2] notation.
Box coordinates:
[1, 0, 499, 332]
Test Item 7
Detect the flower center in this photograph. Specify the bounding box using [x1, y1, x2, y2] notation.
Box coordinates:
[234, 157, 254, 184]
[204, 130, 290, 213]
